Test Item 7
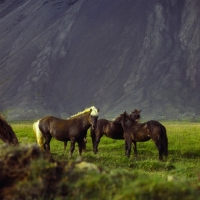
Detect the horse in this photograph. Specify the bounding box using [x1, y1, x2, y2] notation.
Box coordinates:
[63, 137, 87, 151]
[90, 109, 141, 154]
[114, 111, 168, 160]
[33, 123, 87, 152]
[33, 125, 88, 152]
[0, 115, 19, 145]
[33, 106, 99, 158]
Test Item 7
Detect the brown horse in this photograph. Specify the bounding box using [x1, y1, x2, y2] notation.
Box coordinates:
[90, 109, 141, 154]
[33, 106, 99, 158]
[0, 115, 19, 145]
[115, 111, 168, 160]
[63, 137, 87, 151]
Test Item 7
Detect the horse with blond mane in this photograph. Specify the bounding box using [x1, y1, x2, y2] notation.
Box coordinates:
[33, 106, 99, 157]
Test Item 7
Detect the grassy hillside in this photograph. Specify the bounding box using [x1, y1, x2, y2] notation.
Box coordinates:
[1, 121, 200, 199]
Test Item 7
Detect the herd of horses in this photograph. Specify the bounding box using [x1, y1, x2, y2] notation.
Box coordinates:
[0, 106, 168, 160]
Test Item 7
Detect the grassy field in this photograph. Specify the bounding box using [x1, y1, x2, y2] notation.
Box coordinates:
[3, 121, 200, 199]
[9, 121, 200, 178]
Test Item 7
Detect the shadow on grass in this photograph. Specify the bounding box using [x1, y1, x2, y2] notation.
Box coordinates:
[182, 151, 200, 159]
[128, 160, 176, 171]
[169, 150, 200, 159]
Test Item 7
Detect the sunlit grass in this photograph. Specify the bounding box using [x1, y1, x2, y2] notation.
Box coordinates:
[6, 121, 200, 182]
[1, 120, 200, 199]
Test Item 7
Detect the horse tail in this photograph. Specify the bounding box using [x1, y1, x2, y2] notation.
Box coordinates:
[33, 120, 45, 150]
[160, 124, 168, 157]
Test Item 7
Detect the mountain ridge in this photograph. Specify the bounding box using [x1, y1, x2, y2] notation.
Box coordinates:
[0, 0, 200, 121]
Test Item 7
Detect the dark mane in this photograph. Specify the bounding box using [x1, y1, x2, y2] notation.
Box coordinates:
[0, 115, 19, 145]
[115, 111, 168, 160]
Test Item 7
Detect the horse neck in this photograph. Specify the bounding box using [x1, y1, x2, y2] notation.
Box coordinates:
[122, 117, 137, 129]
[112, 121, 121, 127]
[79, 112, 91, 129]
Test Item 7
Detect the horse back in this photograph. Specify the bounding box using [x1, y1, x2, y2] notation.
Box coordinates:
[146, 120, 167, 138]
[96, 119, 124, 139]
[128, 122, 150, 142]
[39, 116, 68, 129]
[39, 116, 78, 141]
[146, 120, 165, 130]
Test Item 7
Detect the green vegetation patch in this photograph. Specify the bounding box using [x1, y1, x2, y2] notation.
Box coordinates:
[0, 144, 200, 200]
[0, 121, 200, 199]
[129, 160, 176, 172]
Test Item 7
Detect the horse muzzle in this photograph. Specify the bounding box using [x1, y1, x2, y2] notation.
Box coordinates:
[91, 124, 96, 130]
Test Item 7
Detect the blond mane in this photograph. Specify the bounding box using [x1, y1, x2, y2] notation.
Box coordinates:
[68, 106, 98, 119]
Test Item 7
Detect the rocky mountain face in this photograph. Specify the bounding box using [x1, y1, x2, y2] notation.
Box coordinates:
[0, 0, 200, 121]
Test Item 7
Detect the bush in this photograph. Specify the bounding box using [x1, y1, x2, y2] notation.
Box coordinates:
[0, 144, 200, 200]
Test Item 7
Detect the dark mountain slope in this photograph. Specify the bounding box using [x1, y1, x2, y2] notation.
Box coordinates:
[0, 0, 200, 120]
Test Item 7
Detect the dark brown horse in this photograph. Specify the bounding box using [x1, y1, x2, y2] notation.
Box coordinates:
[90, 109, 141, 154]
[63, 137, 87, 151]
[0, 115, 19, 145]
[33, 106, 99, 158]
[115, 111, 168, 160]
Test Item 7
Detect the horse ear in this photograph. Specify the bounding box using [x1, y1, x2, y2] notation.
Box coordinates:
[97, 109, 99, 112]
[122, 113, 126, 119]
[135, 109, 141, 113]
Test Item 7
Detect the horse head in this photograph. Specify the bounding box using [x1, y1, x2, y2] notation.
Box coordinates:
[0, 115, 19, 145]
[113, 111, 128, 123]
[89, 106, 99, 129]
[10, 136, 19, 145]
[114, 110, 140, 125]
[129, 109, 141, 122]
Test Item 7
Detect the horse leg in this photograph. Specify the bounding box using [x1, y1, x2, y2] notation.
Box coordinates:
[159, 149, 163, 160]
[124, 140, 127, 155]
[157, 143, 163, 160]
[125, 139, 132, 158]
[152, 139, 163, 160]
[78, 140, 83, 156]
[69, 137, 76, 158]
[44, 135, 52, 153]
[158, 140, 163, 160]
[82, 138, 87, 151]
[94, 137, 101, 154]
[90, 127, 95, 149]
[64, 141, 67, 150]
[132, 141, 137, 158]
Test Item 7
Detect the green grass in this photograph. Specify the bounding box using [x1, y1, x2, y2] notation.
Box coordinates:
[8, 121, 200, 179]
[4, 121, 200, 199]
